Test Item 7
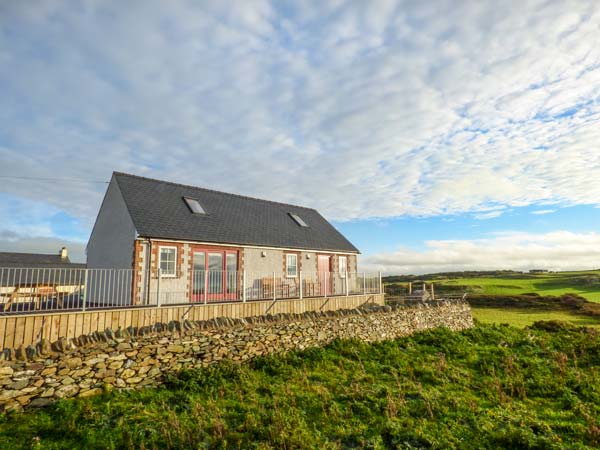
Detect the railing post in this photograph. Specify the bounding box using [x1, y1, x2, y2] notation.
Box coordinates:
[299, 270, 303, 299]
[156, 269, 161, 307]
[363, 272, 366, 294]
[273, 271, 276, 301]
[204, 270, 208, 305]
[345, 271, 348, 296]
[242, 270, 246, 302]
[82, 269, 88, 312]
[379, 271, 382, 295]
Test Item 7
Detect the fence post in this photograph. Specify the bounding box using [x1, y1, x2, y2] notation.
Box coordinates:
[273, 271, 276, 301]
[431, 283, 435, 300]
[345, 271, 348, 296]
[242, 270, 246, 302]
[82, 269, 88, 312]
[299, 270, 303, 300]
[379, 272, 383, 295]
[204, 271, 208, 305]
[157, 269, 161, 307]
[363, 272, 366, 294]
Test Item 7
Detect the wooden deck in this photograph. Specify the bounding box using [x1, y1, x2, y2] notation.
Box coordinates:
[0, 293, 384, 351]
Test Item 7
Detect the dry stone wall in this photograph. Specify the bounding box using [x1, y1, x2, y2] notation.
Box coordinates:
[0, 300, 473, 412]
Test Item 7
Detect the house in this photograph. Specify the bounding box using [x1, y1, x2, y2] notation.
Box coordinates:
[0, 247, 86, 311]
[87, 172, 363, 305]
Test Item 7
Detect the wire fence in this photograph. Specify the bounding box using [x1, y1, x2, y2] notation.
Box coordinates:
[0, 267, 382, 315]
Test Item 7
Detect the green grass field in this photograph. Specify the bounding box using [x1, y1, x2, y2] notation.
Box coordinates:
[442, 272, 600, 302]
[1, 325, 600, 449]
[472, 307, 600, 328]
[386, 270, 600, 302]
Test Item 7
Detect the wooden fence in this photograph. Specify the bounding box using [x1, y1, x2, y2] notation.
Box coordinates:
[0, 293, 384, 350]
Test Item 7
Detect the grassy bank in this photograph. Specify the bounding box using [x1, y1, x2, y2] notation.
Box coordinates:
[1, 324, 599, 449]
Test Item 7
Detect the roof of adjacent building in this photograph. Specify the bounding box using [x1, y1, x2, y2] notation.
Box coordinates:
[113, 172, 360, 253]
[0, 252, 85, 268]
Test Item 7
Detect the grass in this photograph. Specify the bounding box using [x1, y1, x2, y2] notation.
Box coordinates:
[1, 324, 600, 449]
[472, 307, 600, 328]
[386, 270, 600, 303]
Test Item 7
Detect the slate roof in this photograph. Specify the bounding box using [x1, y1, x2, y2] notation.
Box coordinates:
[0, 252, 85, 268]
[113, 172, 360, 253]
[0, 253, 86, 288]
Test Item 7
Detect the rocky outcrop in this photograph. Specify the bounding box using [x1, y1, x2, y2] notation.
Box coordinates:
[0, 300, 473, 412]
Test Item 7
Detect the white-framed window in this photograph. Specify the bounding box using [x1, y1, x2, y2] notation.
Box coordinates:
[339, 256, 347, 277]
[286, 253, 298, 277]
[159, 246, 177, 277]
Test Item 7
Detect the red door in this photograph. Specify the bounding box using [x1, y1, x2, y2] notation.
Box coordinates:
[317, 255, 331, 296]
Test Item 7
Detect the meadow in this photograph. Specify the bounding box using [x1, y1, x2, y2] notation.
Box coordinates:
[385, 270, 600, 328]
[471, 307, 600, 328]
[385, 270, 600, 302]
[1, 323, 600, 449]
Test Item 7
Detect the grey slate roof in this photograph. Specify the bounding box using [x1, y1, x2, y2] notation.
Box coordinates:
[0, 252, 85, 268]
[113, 172, 359, 253]
[0, 253, 86, 286]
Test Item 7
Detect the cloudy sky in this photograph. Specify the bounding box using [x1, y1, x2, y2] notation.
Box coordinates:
[1, 0, 599, 274]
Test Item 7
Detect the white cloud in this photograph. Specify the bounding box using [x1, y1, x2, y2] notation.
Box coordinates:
[0, 0, 598, 230]
[532, 209, 556, 215]
[473, 209, 506, 220]
[361, 231, 600, 274]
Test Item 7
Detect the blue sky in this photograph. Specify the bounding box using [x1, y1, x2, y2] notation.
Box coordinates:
[0, 1, 599, 273]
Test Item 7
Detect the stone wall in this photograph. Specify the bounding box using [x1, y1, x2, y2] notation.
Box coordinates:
[0, 300, 473, 412]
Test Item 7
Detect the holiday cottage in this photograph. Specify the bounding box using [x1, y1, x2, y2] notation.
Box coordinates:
[87, 172, 373, 306]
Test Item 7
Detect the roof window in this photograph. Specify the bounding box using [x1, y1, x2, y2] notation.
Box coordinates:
[183, 197, 206, 215]
[289, 213, 309, 227]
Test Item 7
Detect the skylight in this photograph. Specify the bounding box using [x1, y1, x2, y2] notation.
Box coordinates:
[183, 197, 206, 215]
[289, 213, 309, 227]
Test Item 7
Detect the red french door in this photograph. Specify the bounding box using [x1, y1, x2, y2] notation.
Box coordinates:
[191, 249, 238, 302]
[317, 255, 331, 296]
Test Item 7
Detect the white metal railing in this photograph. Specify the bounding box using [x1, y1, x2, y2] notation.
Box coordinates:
[0, 267, 144, 314]
[0, 267, 382, 315]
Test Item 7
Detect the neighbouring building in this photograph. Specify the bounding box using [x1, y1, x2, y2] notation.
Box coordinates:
[0, 247, 86, 311]
[87, 172, 364, 305]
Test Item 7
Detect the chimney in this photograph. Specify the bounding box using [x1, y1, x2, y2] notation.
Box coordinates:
[60, 246, 68, 260]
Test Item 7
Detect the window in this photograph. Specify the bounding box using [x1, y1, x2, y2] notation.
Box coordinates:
[159, 246, 177, 277]
[289, 213, 309, 227]
[183, 197, 206, 214]
[339, 256, 347, 277]
[208, 252, 223, 293]
[226, 253, 237, 294]
[286, 253, 298, 277]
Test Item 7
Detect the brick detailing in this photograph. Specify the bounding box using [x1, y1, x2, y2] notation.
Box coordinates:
[151, 241, 184, 278]
[282, 251, 301, 277]
[0, 300, 473, 412]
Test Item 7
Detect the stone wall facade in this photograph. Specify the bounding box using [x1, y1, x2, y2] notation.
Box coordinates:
[0, 300, 473, 412]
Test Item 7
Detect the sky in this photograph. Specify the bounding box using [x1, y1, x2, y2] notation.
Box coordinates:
[0, 0, 599, 274]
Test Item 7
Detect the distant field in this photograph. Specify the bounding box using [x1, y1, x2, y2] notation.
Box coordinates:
[472, 307, 600, 328]
[386, 270, 600, 303]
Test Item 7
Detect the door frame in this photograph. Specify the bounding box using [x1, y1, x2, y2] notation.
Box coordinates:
[189, 245, 240, 302]
[317, 254, 332, 296]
